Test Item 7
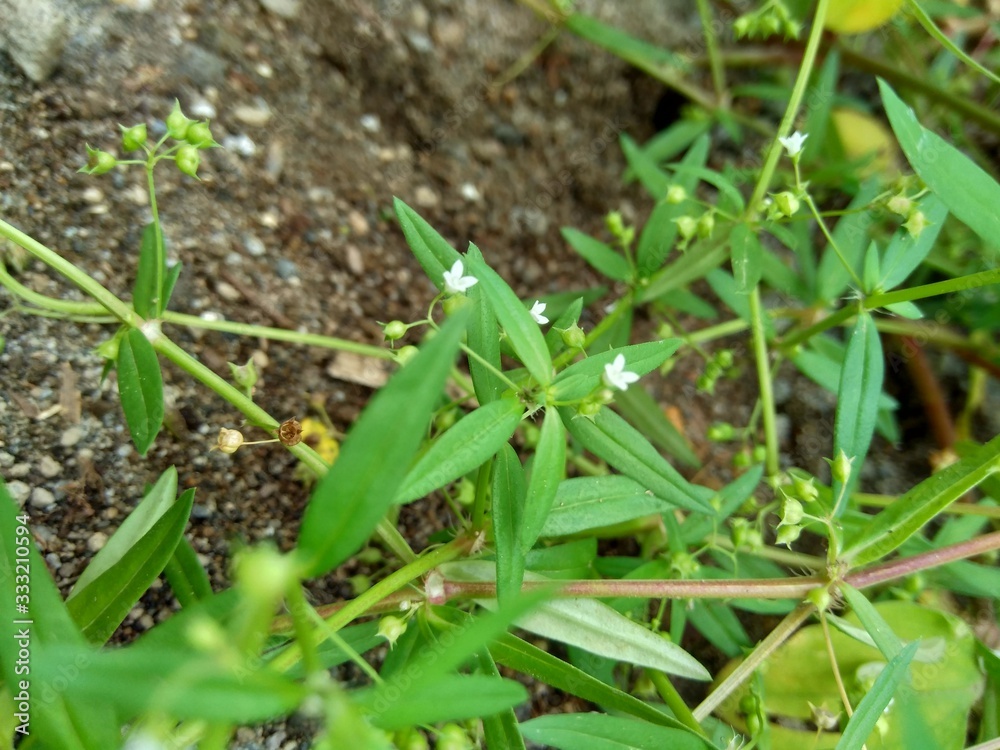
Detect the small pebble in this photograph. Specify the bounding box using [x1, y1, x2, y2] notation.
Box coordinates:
[244, 233, 266, 257]
[222, 134, 256, 157]
[275, 258, 299, 279]
[233, 103, 273, 127]
[82, 186, 104, 204]
[60, 425, 83, 447]
[38, 455, 62, 478]
[346, 209, 369, 236]
[345, 244, 364, 275]
[189, 97, 217, 120]
[8, 463, 30, 479]
[30, 487, 56, 509]
[87, 531, 108, 552]
[215, 281, 241, 302]
[359, 114, 381, 133]
[459, 182, 481, 202]
[0, 451, 14, 468]
[414, 185, 439, 208]
[6, 481, 30, 505]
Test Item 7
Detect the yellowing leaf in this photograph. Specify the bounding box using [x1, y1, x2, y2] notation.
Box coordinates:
[301, 417, 340, 465]
[831, 108, 899, 179]
[825, 0, 903, 33]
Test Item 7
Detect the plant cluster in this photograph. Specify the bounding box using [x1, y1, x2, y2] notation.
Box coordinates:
[1, 0, 999, 748]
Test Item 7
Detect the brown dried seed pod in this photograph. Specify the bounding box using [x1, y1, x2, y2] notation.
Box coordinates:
[278, 418, 302, 446]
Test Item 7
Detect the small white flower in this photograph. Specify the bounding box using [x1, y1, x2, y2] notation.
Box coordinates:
[778, 131, 808, 158]
[529, 300, 549, 325]
[602, 354, 640, 391]
[442, 259, 478, 295]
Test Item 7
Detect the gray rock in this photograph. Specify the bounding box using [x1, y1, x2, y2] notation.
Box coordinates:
[60, 425, 83, 447]
[39, 455, 62, 478]
[30, 487, 56, 509]
[0, 0, 69, 82]
[7, 463, 30, 479]
[6, 481, 30, 505]
[275, 258, 299, 279]
[259, 0, 301, 18]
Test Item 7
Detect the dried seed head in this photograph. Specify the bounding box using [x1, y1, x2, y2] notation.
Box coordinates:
[278, 418, 303, 446]
[216, 427, 244, 454]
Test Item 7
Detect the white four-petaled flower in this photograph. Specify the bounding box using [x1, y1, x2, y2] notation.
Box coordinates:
[442, 259, 478, 295]
[529, 300, 549, 325]
[602, 354, 640, 391]
[778, 131, 808, 159]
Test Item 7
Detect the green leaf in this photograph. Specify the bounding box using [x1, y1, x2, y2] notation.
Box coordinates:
[680, 464, 764, 544]
[67, 488, 193, 643]
[802, 50, 839, 165]
[359, 674, 527, 731]
[561, 407, 714, 515]
[395, 397, 524, 504]
[626, 119, 711, 180]
[491, 633, 693, 731]
[161, 259, 182, 312]
[791, 339, 897, 412]
[613, 385, 700, 467]
[465, 247, 553, 387]
[687, 600, 750, 658]
[441, 561, 710, 680]
[297, 310, 468, 576]
[35, 643, 307, 723]
[637, 236, 730, 303]
[477, 649, 527, 750]
[880, 79, 1000, 249]
[464, 246, 505, 404]
[520, 713, 710, 750]
[520, 407, 566, 551]
[541, 476, 672, 537]
[842, 433, 1000, 566]
[493, 444, 527, 606]
[840, 585, 904, 660]
[862, 241, 881, 294]
[0, 482, 120, 749]
[551, 339, 680, 403]
[669, 163, 745, 213]
[563, 13, 691, 82]
[545, 296, 584, 355]
[394, 197, 460, 284]
[731, 222, 763, 293]
[132, 222, 160, 318]
[835, 641, 919, 750]
[832, 312, 884, 513]
[71, 467, 178, 595]
[525, 538, 597, 577]
[561, 228, 631, 281]
[706, 269, 775, 338]
[116, 327, 164, 456]
[163, 534, 213, 607]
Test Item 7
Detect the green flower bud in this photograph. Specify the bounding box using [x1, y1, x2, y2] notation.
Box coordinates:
[383, 319, 407, 341]
[656, 322, 674, 339]
[560, 323, 586, 349]
[394, 729, 429, 750]
[235, 546, 295, 604]
[435, 408, 458, 432]
[577, 398, 603, 419]
[436, 724, 471, 750]
[780, 495, 804, 526]
[807, 586, 832, 612]
[697, 212, 715, 238]
[348, 574, 372, 595]
[808, 701, 838, 730]
[666, 184, 687, 204]
[356, 547, 383, 565]
[732, 450, 751, 469]
[760, 13, 782, 36]
[228, 357, 259, 394]
[730, 518, 750, 548]
[752, 444, 767, 463]
[175, 144, 200, 178]
[185, 120, 216, 148]
[776, 523, 802, 546]
[714, 349, 734, 369]
[605, 210, 626, 237]
[674, 215, 698, 241]
[671, 551, 699, 578]
[377, 615, 407, 648]
[442, 293, 470, 316]
[828, 449, 854, 485]
[904, 210, 929, 238]
[782, 19, 801, 38]
[81, 144, 118, 175]
[773, 191, 800, 217]
[707, 422, 735, 442]
[395, 345, 419, 365]
[456, 477, 476, 506]
[185, 615, 228, 652]
[696, 373, 715, 394]
[792, 475, 819, 503]
[119, 123, 147, 151]
[733, 15, 752, 38]
[166, 99, 194, 140]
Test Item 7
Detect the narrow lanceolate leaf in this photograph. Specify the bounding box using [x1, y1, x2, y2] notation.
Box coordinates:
[163, 534, 213, 607]
[816, 180, 883, 303]
[843, 433, 1000, 566]
[116, 327, 164, 456]
[541, 475, 672, 538]
[730, 222, 762, 293]
[551, 339, 680, 403]
[835, 641, 919, 750]
[879, 194, 947, 291]
[465, 247, 553, 387]
[491, 633, 693, 731]
[561, 407, 713, 515]
[297, 310, 468, 576]
[0, 482, 120, 750]
[465, 244, 505, 403]
[493, 444, 527, 606]
[396, 397, 524, 504]
[613, 385, 699, 468]
[71, 467, 178, 596]
[840, 585, 904, 660]
[561, 227, 631, 281]
[441, 561, 710, 681]
[477, 650, 527, 750]
[520, 408, 566, 552]
[881, 80, 1000, 249]
[67, 488, 194, 643]
[833, 312, 883, 514]
[520, 713, 710, 750]
[132, 222, 160, 318]
[394, 197, 460, 284]
[359, 674, 527, 731]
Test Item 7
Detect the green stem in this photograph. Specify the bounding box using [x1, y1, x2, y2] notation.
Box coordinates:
[803, 194, 864, 289]
[470, 461, 494, 532]
[146, 161, 165, 315]
[646, 670, 707, 738]
[695, 0, 727, 105]
[779, 305, 856, 351]
[855, 493, 1000, 519]
[866, 268, 1000, 309]
[693, 602, 815, 722]
[459, 342, 522, 392]
[685, 318, 749, 345]
[749, 288, 779, 478]
[285, 583, 320, 678]
[0, 261, 108, 315]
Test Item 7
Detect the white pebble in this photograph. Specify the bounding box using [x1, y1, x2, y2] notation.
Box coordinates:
[30, 487, 56, 509]
[87, 531, 108, 552]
